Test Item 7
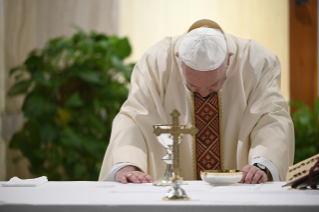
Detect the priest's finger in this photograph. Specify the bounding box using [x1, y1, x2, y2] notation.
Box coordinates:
[257, 173, 267, 184]
[136, 174, 148, 183]
[242, 165, 251, 173]
[239, 165, 253, 183]
[244, 168, 259, 184]
[120, 175, 128, 184]
[144, 174, 154, 183]
[239, 171, 249, 183]
[239, 172, 247, 183]
[244, 172, 255, 184]
[128, 175, 141, 183]
[251, 170, 263, 184]
[240, 165, 260, 183]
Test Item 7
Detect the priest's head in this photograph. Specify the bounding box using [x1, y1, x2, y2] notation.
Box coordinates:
[176, 26, 233, 97]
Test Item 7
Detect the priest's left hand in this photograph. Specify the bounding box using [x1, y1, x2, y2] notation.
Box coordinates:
[239, 165, 267, 184]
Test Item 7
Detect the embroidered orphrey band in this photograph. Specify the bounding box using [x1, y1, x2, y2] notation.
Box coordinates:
[194, 92, 221, 180]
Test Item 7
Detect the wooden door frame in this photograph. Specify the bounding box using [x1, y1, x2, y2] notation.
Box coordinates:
[289, 0, 318, 109]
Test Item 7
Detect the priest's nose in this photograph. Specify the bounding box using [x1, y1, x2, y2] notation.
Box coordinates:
[199, 90, 210, 98]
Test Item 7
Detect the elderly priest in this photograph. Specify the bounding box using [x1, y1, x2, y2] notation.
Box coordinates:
[99, 19, 294, 184]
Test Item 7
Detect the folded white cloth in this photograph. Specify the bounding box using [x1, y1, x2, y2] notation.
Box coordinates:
[1, 176, 48, 187]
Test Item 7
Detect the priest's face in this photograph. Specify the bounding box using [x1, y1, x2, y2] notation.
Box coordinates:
[178, 52, 233, 98]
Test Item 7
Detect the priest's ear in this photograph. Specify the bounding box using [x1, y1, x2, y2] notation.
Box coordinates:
[175, 52, 179, 58]
[227, 52, 234, 66]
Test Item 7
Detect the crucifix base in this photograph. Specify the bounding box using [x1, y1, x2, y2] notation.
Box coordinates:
[162, 179, 190, 201]
[153, 155, 188, 186]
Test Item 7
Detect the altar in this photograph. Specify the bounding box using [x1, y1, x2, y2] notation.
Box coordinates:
[0, 181, 318, 212]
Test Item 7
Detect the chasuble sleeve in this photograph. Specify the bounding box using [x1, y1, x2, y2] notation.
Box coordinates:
[242, 54, 294, 181]
[99, 38, 173, 181]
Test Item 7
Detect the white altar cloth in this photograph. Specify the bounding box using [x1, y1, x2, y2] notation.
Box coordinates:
[0, 181, 318, 212]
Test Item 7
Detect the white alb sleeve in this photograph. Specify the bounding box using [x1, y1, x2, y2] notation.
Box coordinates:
[251, 157, 280, 181]
[106, 163, 139, 181]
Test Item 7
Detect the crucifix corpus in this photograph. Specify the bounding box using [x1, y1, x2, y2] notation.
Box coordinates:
[153, 109, 198, 201]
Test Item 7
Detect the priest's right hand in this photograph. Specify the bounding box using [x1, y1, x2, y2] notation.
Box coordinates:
[115, 165, 154, 184]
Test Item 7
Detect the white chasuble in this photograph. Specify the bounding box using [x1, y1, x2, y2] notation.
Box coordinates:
[99, 24, 294, 181]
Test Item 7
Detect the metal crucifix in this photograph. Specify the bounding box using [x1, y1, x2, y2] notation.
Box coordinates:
[153, 109, 198, 181]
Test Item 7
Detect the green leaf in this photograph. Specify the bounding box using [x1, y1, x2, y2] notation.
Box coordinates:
[74, 163, 86, 178]
[9, 131, 26, 149]
[31, 71, 50, 86]
[82, 136, 104, 158]
[71, 26, 87, 41]
[9, 66, 23, 75]
[7, 80, 32, 96]
[50, 147, 61, 165]
[22, 93, 56, 117]
[39, 123, 58, 143]
[49, 76, 66, 90]
[78, 70, 102, 84]
[65, 93, 84, 108]
[111, 56, 132, 80]
[34, 149, 46, 160]
[315, 98, 319, 117]
[110, 37, 131, 59]
[85, 110, 106, 133]
[14, 73, 24, 81]
[293, 107, 313, 126]
[291, 98, 319, 164]
[94, 40, 110, 53]
[65, 149, 81, 164]
[92, 33, 108, 42]
[44, 37, 69, 58]
[289, 101, 305, 109]
[24, 54, 43, 73]
[93, 99, 102, 111]
[60, 128, 82, 147]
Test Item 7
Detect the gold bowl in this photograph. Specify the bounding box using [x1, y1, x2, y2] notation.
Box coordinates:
[200, 170, 243, 186]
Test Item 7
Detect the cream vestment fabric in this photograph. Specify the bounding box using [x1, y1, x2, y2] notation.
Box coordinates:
[99, 21, 294, 181]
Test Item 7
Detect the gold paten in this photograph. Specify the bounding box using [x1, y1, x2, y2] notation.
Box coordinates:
[201, 170, 243, 176]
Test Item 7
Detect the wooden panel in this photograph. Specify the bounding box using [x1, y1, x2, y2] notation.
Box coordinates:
[290, 0, 318, 108]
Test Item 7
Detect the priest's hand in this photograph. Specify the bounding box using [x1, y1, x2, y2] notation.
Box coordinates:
[239, 165, 267, 184]
[115, 165, 154, 184]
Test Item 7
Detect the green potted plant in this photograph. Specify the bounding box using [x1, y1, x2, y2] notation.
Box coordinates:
[290, 98, 319, 164]
[8, 29, 133, 180]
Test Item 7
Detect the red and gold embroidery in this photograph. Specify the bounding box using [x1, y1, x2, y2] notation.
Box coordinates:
[194, 92, 221, 180]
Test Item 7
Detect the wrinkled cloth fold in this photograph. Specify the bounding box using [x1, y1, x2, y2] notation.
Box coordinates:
[1, 176, 48, 187]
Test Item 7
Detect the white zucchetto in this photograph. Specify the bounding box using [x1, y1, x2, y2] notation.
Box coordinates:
[179, 27, 227, 71]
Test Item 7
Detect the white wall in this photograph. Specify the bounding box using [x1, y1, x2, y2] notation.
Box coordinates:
[119, 0, 289, 100]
